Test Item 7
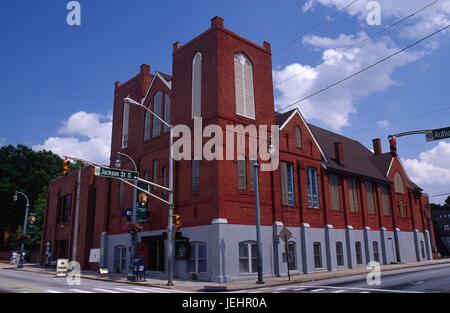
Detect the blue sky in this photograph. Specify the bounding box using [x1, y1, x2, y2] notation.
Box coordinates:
[0, 0, 449, 202]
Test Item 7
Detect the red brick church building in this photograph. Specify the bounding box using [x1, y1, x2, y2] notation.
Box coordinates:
[40, 17, 436, 282]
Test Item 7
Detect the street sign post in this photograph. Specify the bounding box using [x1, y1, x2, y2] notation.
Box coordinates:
[426, 127, 450, 142]
[279, 227, 292, 281]
[94, 166, 138, 180]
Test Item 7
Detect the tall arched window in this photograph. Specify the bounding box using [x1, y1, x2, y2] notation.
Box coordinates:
[295, 126, 302, 148]
[355, 241, 363, 265]
[336, 241, 344, 267]
[152, 91, 162, 138]
[144, 101, 151, 141]
[121, 101, 129, 148]
[237, 154, 246, 190]
[234, 53, 255, 119]
[373, 241, 380, 262]
[192, 52, 202, 118]
[313, 242, 322, 269]
[164, 94, 170, 133]
[394, 171, 405, 194]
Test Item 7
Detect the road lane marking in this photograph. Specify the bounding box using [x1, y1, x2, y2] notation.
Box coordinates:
[311, 288, 325, 292]
[332, 290, 346, 293]
[93, 288, 120, 293]
[293, 288, 306, 291]
[291, 285, 424, 293]
[46, 290, 63, 293]
[0, 279, 45, 292]
[69, 289, 93, 293]
[275, 287, 288, 291]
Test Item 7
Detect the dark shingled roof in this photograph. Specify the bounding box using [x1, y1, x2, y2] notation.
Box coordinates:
[307, 124, 390, 183]
[275, 109, 423, 188]
[370, 152, 393, 177]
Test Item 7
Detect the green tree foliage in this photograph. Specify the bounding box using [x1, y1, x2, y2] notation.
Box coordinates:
[23, 186, 48, 250]
[0, 144, 64, 250]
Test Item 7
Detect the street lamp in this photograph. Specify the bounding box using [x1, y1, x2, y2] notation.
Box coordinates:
[252, 136, 274, 284]
[13, 191, 29, 268]
[124, 96, 175, 286]
[115, 151, 138, 282]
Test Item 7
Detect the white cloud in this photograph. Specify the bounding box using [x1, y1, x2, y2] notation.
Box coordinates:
[273, 32, 421, 131]
[403, 141, 450, 204]
[33, 111, 112, 165]
[377, 120, 390, 128]
[307, 0, 450, 40]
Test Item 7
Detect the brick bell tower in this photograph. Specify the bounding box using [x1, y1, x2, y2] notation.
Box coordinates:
[170, 16, 276, 227]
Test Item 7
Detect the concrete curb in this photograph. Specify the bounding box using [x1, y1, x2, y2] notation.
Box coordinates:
[3, 259, 450, 292]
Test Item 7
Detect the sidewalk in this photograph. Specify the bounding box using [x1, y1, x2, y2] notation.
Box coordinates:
[2, 259, 450, 292]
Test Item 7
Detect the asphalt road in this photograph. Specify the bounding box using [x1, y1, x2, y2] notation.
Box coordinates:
[235, 263, 450, 293]
[1, 263, 450, 293]
[0, 268, 188, 293]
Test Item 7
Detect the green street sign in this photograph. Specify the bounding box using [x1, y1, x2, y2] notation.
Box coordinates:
[94, 166, 138, 180]
[426, 127, 450, 142]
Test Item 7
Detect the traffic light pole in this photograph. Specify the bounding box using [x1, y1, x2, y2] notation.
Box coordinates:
[115, 152, 138, 282]
[14, 191, 29, 268]
[167, 125, 174, 286]
[71, 167, 81, 264]
[123, 96, 175, 286]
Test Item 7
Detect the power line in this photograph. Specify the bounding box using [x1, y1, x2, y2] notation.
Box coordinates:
[276, 23, 450, 115]
[429, 193, 450, 198]
[273, 0, 359, 55]
[343, 106, 450, 136]
[277, 0, 441, 86]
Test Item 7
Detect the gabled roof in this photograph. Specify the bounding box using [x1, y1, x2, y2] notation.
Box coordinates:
[275, 108, 328, 162]
[142, 71, 172, 103]
[274, 108, 425, 187]
[307, 124, 390, 183]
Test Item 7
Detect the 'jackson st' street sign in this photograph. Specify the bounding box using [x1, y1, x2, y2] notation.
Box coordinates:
[426, 127, 450, 142]
[94, 166, 139, 180]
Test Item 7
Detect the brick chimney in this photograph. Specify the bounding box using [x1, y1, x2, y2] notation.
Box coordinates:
[372, 138, 382, 155]
[140, 64, 150, 74]
[173, 41, 180, 54]
[211, 16, 224, 29]
[335, 142, 344, 165]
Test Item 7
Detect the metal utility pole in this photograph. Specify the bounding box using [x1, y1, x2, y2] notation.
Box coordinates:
[251, 136, 274, 285]
[115, 152, 138, 282]
[124, 96, 175, 286]
[14, 191, 29, 268]
[71, 167, 81, 264]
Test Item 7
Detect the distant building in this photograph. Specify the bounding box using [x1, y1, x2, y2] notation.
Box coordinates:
[40, 17, 436, 282]
[431, 206, 450, 256]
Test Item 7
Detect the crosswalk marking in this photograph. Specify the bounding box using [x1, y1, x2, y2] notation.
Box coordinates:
[69, 289, 93, 293]
[114, 288, 146, 293]
[93, 288, 120, 293]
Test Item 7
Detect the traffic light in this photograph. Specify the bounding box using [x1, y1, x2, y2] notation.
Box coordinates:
[174, 214, 181, 231]
[62, 159, 70, 176]
[389, 136, 397, 156]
